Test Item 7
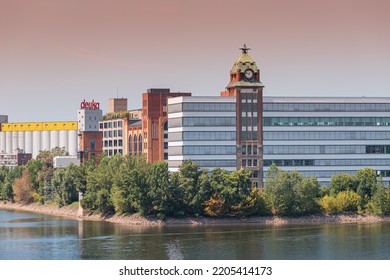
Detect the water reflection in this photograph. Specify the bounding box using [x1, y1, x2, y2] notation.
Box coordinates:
[1, 209, 390, 260]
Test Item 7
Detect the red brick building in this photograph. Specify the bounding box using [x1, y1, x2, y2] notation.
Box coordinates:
[139, 89, 191, 163]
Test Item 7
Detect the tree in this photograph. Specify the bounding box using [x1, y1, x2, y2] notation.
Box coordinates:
[368, 184, 390, 216]
[177, 160, 204, 216]
[82, 154, 124, 213]
[13, 170, 34, 203]
[264, 164, 295, 216]
[356, 167, 378, 202]
[147, 161, 175, 218]
[52, 164, 82, 207]
[329, 173, 359, 196]
[293, 176, 321, 215]
[110, 155, 149, 214]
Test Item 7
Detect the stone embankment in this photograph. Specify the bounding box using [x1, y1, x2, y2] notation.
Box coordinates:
[1, 201, 389, 226]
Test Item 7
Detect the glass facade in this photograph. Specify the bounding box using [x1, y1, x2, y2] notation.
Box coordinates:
[262, 98, 390, 186]
[264, 117, 390, 126]
[169, 117, 236, 128]
[264, 131, 390, 141]
[168, 98, 237, 172]
[264, 103, 390, 112]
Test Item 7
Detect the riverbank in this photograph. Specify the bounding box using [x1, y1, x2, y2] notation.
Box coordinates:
[1, 201, 389, 226]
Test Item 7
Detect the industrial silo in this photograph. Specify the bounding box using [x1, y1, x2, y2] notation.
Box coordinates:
[25, 131, 33, 154]
[50, 130, 59, 150]
[68, 130, 78, 156]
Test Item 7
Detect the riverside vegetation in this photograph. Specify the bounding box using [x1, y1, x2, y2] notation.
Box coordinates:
[1, 148, 389, 219]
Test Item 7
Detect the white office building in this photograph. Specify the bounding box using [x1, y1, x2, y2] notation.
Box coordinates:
[168, 96, 237, 172]
[263, 96, 390, 186]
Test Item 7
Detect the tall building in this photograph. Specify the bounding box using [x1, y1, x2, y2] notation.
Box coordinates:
[77, 99, 103, 162]
[109, 98, 128, 113]
[221, 45, 264, 186]
[263, 97, 390, 186]
[141, 88, 191, 163]
[168, 96, 237, 172]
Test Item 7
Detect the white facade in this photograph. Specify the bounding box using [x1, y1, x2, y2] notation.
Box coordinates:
[53, 156, 80, 168]
[167, 96, 237, 172]
[77, 109, 103, 132]
[99, 118, 126, 156]
[263, 97, 390, 186]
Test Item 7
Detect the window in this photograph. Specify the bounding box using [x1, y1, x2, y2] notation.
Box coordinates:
[133, 135, 138, 155]
[248, 145, 252, 155]
[139, 134, 142, 153]
[242, 145, 246, 155]
[90, 139, 95, 151]
[129, 136, 133, 155]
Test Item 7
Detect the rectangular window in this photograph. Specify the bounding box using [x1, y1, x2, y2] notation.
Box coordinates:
[242, 145, 246, 155]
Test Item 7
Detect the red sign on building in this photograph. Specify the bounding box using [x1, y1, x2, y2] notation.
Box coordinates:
[80, 99, 100, 110]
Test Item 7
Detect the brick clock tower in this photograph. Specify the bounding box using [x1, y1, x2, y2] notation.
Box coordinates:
[221, 45, 264, 187]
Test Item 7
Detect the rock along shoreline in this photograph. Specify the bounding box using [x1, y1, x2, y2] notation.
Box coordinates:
[1, 201, 389, 226]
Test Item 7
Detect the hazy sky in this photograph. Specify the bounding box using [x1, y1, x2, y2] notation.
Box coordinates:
[1, 0, 389, 122]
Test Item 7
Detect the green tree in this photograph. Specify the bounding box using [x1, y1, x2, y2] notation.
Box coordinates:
[329, 173, 359, 196]
[52, 164, 83, 207]
[293, 176, 321, 215]
[177, 160, 204, 216]
[82, 154, 124, 213]
[264, 164, 295, 216]
[0, 166, 24, 202]
[147, 161, 178, 218]
[356, 167, 378, 202]
[367, 184, 390, 216]
[111, 156, 149, 214]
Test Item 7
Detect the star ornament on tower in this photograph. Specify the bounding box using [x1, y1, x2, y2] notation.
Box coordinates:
[240, 44, 251, 54]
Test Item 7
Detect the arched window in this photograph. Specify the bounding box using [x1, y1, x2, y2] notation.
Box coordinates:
[139, 134, 142, 154]
[129, 135, 133, 155]
[133, 135, 138, 155]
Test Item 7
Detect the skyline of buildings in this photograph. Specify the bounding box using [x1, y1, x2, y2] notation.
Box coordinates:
[1, 45, 390, 187]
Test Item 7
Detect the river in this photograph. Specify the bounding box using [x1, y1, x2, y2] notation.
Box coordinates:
[0, 209, 389, 260]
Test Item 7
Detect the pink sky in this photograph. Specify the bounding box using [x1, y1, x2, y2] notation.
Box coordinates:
[1, 0, 389, 122]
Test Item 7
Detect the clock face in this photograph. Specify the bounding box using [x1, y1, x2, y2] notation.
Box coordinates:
[244, 69, 253, 79]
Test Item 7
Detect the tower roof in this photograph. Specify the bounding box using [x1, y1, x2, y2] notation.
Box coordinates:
[226, 44, 264, 89]
[230, 44, 259, 75]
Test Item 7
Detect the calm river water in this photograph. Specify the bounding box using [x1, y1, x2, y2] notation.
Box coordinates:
[0, 209, 389, 260]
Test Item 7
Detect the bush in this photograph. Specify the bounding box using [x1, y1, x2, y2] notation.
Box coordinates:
[319, 195, 338, 214]
[319, 190, 361, 214]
